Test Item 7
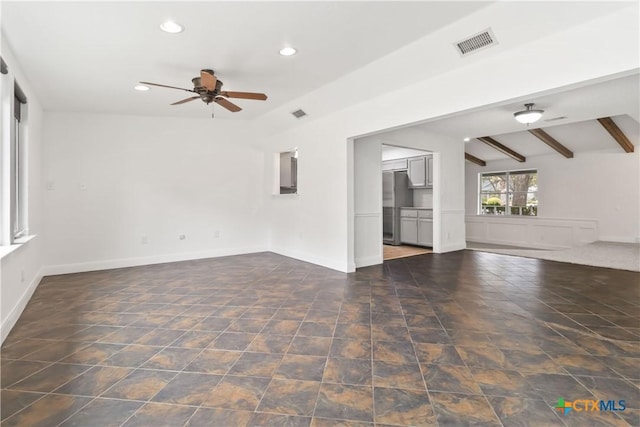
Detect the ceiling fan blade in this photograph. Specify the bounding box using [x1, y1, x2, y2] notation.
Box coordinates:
[139, 81, 195, 92]
[171, 96, 201, 105]
[200, 71, 217, 91]
[221, 91, 267, 101]
[214, 97, 242, 112]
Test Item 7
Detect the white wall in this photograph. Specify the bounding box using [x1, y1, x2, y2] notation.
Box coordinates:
[263, 115, 352, 271]
[465, 149, 640, 246]
[353, 139, 383, 268]
[261, 5, 638, 272]
[42, 113, 268, 274]
[1, 40, 45, 342]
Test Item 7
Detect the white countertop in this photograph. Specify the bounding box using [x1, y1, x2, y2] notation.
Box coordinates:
[400, 207, 432, 210]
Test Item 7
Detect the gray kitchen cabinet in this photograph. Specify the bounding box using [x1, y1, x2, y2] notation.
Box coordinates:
[418, 218, 433, 246]
[408, 155, 432, 189]
[400, 208, 418, 245]
[401, 208, 433, 247]
[400, 217, 418, 245]
[382, 158, 408, 171]
[408, 157, 426, 188]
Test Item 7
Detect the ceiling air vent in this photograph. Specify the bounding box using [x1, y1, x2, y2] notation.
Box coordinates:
[291, 109, 307, 119]
[454, 28, 497, 56]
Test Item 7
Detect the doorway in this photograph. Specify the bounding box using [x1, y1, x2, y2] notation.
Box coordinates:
[383, 244, 432, 260]
[381, 144, 434, 260]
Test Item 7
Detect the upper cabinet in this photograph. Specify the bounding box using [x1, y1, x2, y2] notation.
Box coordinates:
[382, 158, 408, 171]
[408, 155, 432, 189]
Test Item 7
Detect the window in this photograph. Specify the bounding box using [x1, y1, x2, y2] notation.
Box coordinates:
[12, 83, 27, 240]
[479, 169, 537, 216]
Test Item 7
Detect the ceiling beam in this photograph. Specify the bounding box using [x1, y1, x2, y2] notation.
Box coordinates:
[465, 152, 486, 166]
[477, 137, 526, 162]
[528, 128, 574, 158]
[597, 117, 634, 153]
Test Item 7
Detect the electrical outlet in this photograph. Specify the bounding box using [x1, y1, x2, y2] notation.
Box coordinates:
[79, 183, 87, 190]
[20, 270, 24, 283]
[179, 234, 186, 240]
[141, 235, 148, 244]
[46, 180, 55, 190]
[214, 230, 220, 238]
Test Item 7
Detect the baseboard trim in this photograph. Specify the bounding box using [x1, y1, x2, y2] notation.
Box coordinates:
[42, 246, 268, 276]
[1, 268, 43, 344]
[347, 262, 356, 273]
[467, 239, 569, 250]
[269, 246, 349, 273]
[599, 236, 640, 244]
[439, 242, 467, 253]
[355, 255, 383, 269]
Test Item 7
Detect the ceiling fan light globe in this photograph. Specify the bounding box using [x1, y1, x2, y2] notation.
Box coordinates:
[514, 110, 543, 124]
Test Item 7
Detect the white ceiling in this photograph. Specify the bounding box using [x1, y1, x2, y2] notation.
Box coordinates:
[2, 0, 637, 159]
[1, 1, 488, 119]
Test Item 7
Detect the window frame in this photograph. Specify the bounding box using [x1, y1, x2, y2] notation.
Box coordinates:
[478, 169, 538, 216]
[11, 83, 28, 241]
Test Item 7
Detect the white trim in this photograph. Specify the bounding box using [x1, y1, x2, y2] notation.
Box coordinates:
[347, 262, 356, 273]
[355, 255, 383, 268]
[1, 268, 42, 344]
[441, 242, 467, 252]
[269, 246, 348, 273]
[354, 212, 381, 217]
[42, 246, 267, 276]
[0, 234, 37, 260]
[599, 235, 640, 244]
[466, 215, 599, 249]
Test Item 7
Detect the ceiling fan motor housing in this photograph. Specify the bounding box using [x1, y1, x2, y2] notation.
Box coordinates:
[192, 75, 222, 93]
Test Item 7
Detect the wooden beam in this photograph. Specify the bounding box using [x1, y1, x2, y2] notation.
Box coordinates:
[465, 152, 486, 166]
[528, 128, 574, 158]
[477, 137, 526, 162]
[597, 117, 634, 153]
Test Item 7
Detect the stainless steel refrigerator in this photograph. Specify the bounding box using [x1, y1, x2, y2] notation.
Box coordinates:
[383, 171, 413, 245]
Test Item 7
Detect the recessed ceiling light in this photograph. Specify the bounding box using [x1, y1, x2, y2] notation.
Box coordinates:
[463, 137, 470, 142]
[134, 84, 149, 91]
[279, 47, 297, 56]
[160, 21, 183, 33]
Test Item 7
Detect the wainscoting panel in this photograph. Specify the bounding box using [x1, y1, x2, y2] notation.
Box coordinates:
[355, 213, 383, 267]
[466, 216, 599, 249]
[440, 209, 467, 252]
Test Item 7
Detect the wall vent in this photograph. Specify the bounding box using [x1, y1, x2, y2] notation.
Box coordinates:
[454, 28, 497, 56]
[291, 109, 307, 119]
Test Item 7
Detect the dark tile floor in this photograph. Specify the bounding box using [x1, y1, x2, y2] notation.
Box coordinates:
[1, 251, 639, 426]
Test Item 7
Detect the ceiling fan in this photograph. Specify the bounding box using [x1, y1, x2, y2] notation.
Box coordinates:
[140, 69, 267, 113]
